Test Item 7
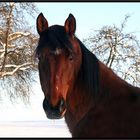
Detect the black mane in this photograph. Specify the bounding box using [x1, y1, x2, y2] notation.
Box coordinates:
[76, 38, 100, 99]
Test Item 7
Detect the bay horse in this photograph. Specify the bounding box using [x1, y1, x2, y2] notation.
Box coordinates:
[36, 13, 140, 138]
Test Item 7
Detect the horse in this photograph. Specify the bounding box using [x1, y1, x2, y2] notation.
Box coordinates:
[36, 13, 140, 138]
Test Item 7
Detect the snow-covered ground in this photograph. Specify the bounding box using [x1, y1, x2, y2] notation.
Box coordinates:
[0, 120, 71, 137]
[0, 103, 71, 138]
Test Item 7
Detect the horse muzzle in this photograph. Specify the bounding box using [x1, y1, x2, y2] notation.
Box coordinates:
[43, 98, 66, 119]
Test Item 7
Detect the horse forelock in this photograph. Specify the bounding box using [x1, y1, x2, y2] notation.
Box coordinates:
[36, 25, 73, 56]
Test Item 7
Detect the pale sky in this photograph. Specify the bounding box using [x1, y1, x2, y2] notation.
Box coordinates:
[1, 2, 140, 122]
[36, 2, 140, 40]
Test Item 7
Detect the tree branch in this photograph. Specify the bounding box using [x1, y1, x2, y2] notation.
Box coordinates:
[0, 62, 33, 77]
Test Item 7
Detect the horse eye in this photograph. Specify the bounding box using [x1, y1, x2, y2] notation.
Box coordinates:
[69, 54, 73, 61]
[65, 49, 73, 61]
[37, 53, 41, 60]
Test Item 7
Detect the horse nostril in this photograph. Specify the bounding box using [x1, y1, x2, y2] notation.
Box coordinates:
[43, 98, 49, 111]
[60, 98, 65, 106]
[59, 98, 66, 113]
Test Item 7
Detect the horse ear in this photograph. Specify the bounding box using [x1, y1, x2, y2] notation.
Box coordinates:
[36, 13, 48, 35]
[64, 13, 76, 36]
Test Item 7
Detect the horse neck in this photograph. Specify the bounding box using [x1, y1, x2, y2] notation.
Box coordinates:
[65, 59, 140, 134]
[65, 61, 126, 128]
[65, 72, 95, 132]
[99, 61, 132, 98]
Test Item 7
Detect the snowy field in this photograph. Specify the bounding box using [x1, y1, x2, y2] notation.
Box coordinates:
[0, 100, 71, 138]
[0, 120, 71, 138]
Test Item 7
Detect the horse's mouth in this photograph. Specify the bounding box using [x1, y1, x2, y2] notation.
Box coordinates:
[45, 108, 67, 119]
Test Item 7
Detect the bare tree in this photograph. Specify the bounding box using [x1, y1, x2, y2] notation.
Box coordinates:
[0, 2, 39, 103]
[84, 14, 140, 87]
